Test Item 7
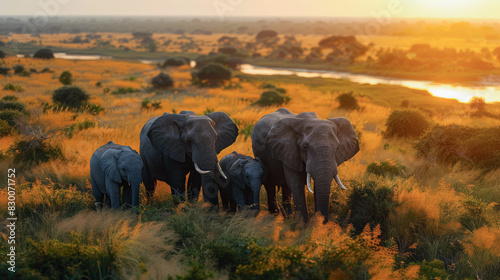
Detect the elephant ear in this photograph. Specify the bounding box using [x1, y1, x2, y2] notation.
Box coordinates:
[266, 118, 303, 172]
[99, 149, 122, 183]
[206, 112, 239, 154]
[328, 117, 360, 166]
[148, 114, 188, 162]
[229, 158, 247, 190]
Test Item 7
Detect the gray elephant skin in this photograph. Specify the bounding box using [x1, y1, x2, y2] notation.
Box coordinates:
[251, 108, 359, 222]
[90, 141, 143, 209]
[219, 151, 268, 212]
[140, 111, 238, 204]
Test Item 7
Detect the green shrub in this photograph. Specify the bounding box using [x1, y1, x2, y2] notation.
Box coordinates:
[3, 83, 24, 92]
[366, 161, 406, 178]
[384, 109, 431, 138]
[347, 180, 397, 238]
[0, 119, 11, 137]
[52, 86, 90, 109]
[59, 71, 73, 85]
[33, 48, 54, 59]
[161, 56, 190, 67]
[252, 90, 291, 107]
[336, 92, 360, 110]
[152, 72, 174, 89]
[239, 123, 254, 140]
[459, 199, 489, 232]
[64, 120, 96, 138]
[418, 259, 448, 280]
[415, 125, 500, 169]
[2, 95, 18, 101]
[9, 137, 64, 165]
[192, 63, 231, 87]
[112, 87, 137, 94]
[13, 65, 25, 75]
[25, 236, 114, 280]
[0, 50, 5, 59]
[0, 110, 26, 127]
[0, 100, 26, 112]
[0, 67, 10, 75]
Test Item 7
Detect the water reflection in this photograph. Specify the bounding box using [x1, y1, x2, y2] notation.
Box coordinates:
[240, 64, 500, 103]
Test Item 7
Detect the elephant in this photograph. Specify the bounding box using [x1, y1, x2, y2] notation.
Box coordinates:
[140, 111, 238, 204]
[219, 151, 268, 212]
[251, 108, 359, 222]
[90, 141, 143, 209]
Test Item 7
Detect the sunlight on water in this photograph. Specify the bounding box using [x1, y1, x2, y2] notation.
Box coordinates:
[240, 64, 500, 103]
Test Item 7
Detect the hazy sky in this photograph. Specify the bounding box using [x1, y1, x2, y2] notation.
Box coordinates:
[1, 0, 499, 19]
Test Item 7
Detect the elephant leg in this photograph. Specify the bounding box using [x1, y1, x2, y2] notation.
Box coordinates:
[104, 195, 111, 208]
[265, 183, 278, 214]
[91, 178, 105, 210]
[122, 184, 132, 209]
[282, 184, 293, 216]
[142, 160, 156, 201]
[283, 166, 308, 222]
[187, 171, 201, 202]
[169, 169, 187, 202]
[200, 174, 219, 206]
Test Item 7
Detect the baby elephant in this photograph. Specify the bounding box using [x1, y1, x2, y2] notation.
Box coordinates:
[90, 141, 143, 209]
[219, 151, 268, 211]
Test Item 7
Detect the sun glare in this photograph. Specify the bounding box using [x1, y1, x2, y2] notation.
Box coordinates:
[416, 0, 476, 9]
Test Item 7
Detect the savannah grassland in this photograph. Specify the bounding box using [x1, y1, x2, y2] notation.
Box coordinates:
[0, 25, 500, 279]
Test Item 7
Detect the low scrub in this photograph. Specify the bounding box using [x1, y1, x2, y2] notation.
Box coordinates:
[366, 160, 406, 178]
[336, 92, 360, 110]
[52, 86, 90, 109]
[384, 109, 431, 138]
[252, 90, 291, 107]
[415, 124, 500, 169]
[192, 63, 232, 87]
[3, 83, 24, 92]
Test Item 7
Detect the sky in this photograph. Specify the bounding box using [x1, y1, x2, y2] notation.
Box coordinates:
[0, 0, 498, 19]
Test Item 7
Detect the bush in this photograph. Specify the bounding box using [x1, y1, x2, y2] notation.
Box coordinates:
[52, 86, 90, 109]
[13, 65, 25, 75]
[161, 57, 190, 67]
[2, 95, 18, 101]
[384, 109, 431, 138]
[33, 48, 54, 59]
[336, 92, 360, 110]
[3, 83, 24, 92]
[366, 161, 406, 178]
[415, 125, 500, 169]
[64, 120, 96, 138]
[9, 137, 64, 165]
[152, 72, 174, 89]
[0, 50, 5, 59]
[252, 90, 291, 107]
[0, 119, 11, 137]
[112, 87, 137, 94]
[192, 63, 231, 87]
[0, 67, 10, 75]
[0, 101, 27, 112]
[59, 71, 73, 85]
[347, 180, 397, 238]
[0, 110, 26, 127]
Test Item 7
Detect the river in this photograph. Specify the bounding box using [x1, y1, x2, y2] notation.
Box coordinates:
[30, 53, 500, 103]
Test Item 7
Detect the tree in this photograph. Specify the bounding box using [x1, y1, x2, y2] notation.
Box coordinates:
[59, 71, 73, 85]
[33, 48, 54, 59]
[256, 30, 278, 41]
[470, 96, 486, 112]
[52, 86, 90, 109]
[192, 63, 231, 87]
[151, 72, 174, 89]
[0, 50, 5, 59]
[336, 92, 359, 110]
[148, 40, 157, 53]
[318, 35, 369, 63]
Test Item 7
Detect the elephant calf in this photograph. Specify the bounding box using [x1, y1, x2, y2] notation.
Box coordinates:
[90, 141, 143, 209]
[219, 151, 268, 212]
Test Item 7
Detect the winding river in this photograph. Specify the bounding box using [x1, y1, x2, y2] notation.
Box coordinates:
[239, 64, 500, 103]
[38, 53, 500, 103]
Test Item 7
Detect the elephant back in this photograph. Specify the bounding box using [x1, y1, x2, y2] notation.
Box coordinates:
[252, 108, 297, 154]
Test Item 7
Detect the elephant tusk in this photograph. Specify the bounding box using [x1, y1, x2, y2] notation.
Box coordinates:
[218, 163, 227, 180]
[194, 163, 210, 174]
[306, 173, 314, 194]
[334, 175, 347, 190]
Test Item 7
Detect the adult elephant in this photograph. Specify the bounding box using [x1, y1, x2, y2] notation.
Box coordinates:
[90, 141, 143, 209]
[219, 151, 268, 212]
[140, 111, 238, 204]
[251, 108, 359, 222]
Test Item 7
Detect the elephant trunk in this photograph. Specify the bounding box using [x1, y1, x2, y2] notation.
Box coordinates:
[130, 177, 142, 207]
[250, 178, 262, 210]
[311, 168, 334, 223]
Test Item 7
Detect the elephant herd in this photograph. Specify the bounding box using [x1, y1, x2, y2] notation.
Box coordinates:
[90, 108, 360, 222]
